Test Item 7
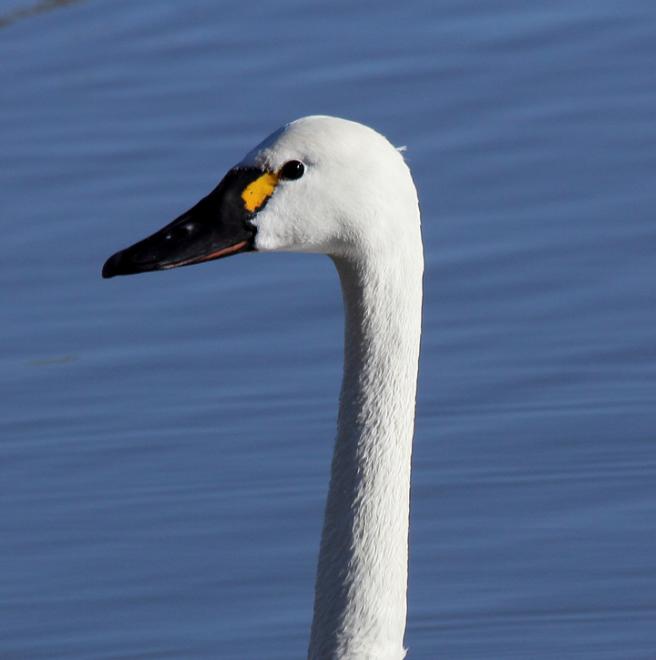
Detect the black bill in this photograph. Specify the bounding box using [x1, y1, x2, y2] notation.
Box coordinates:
[102, 167, 268, 279]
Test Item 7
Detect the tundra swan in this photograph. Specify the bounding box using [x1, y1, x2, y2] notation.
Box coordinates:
[103, 116, 423, 660]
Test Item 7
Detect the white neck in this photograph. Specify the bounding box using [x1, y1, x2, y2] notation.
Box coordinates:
[308, 248, 423, 660]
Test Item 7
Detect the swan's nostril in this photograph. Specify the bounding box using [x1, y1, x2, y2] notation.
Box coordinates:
[159, 222, 198, 249]
[164, 225, 192, 241]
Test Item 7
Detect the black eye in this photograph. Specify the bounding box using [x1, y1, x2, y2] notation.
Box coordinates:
[279, 160, 305, 180]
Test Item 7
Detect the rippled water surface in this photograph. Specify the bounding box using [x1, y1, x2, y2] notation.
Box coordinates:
[2, 1, 656, 658]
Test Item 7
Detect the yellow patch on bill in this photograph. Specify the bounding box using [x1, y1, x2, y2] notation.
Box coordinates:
[241, 172, 279, 213]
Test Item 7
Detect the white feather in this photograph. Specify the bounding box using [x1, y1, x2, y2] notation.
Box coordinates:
[243, 117, 423, 659]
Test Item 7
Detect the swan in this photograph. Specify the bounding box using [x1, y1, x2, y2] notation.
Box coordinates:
[102, 116, 423, 660]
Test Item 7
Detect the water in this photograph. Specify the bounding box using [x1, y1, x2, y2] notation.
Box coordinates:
[2, 1, 655, 657]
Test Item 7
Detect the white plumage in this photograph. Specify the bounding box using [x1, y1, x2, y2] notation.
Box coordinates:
[246, 117, 423, 659]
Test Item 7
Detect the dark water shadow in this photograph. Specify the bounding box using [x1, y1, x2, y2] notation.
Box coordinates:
[0, 0, 83, 29]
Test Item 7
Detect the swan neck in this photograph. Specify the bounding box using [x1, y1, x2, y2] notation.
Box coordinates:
[308, 253, 422, 660]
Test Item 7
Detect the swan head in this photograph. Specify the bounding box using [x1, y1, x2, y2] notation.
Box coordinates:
[102, 116, 419, 278]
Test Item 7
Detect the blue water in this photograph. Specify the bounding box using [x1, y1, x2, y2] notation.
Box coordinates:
[2, 1, 656, 658]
